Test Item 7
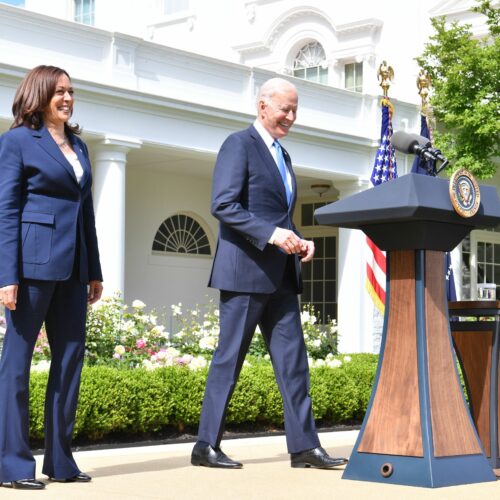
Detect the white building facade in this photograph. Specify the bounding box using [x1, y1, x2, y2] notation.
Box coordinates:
[0, 0, 497, 353]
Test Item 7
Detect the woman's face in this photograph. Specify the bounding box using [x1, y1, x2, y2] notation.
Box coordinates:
[42, 74, 74, 127]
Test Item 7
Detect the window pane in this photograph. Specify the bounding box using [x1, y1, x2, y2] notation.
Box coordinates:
[302, 203, 313, 226]
[302, 282, 312, 301]
[314, 238, 324, 258]
[355, 62, 363, 92]
[325, 237, 336, 258]
[319, 67, 328, 84]
[486, 243, 493, 262]
[478, 242, 485, 262]
[325, 281, 336, 301]
[152, 214, 211, 256]
[325, 259, 335, 279]
[313, 262, 324, 280]
[324, 303, 336, 321]
[301, 261, 312, 280]
[74, 0, 94, 25]
[345, 64, 355, 89]
[313, 282, 324, 302]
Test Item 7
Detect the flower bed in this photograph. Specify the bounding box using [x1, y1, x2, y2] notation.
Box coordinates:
[26, 296, 377, 442]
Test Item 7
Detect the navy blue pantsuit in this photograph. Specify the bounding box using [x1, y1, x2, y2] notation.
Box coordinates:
[198, 125, 321, 453]
[0, 124, 102, 482]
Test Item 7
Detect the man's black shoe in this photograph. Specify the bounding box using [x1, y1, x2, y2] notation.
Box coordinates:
[191, 442, 243, 468]
[291, 447, 348, 469]
[49, 472, 92, 482]
[1, 479, 45, 489]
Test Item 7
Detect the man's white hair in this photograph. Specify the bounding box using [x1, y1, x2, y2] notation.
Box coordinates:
[257, 78, 297, 108]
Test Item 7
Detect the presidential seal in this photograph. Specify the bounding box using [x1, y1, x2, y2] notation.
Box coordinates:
[449, 168, 480, 218]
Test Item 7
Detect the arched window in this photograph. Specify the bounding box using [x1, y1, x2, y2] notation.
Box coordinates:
[152, 214, 211, 256]
[293, 42, 328, 84]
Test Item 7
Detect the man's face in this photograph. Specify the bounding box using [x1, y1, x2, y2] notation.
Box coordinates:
[258, 87, 298, 139]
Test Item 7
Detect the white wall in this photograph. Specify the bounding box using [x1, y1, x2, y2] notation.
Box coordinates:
[124, 166, 218, 313]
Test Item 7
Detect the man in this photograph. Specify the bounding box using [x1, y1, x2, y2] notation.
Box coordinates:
[191, 78, 348, 469]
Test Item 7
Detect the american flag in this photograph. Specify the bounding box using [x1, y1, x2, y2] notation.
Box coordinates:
[366, 99, 398, 314]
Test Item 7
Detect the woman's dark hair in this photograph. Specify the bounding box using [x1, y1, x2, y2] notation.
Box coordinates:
[11, 65, 80, 134]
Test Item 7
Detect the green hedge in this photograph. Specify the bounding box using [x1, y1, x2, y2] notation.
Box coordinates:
[29, 354, 378, 441]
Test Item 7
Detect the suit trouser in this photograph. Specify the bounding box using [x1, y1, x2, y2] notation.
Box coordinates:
[197, 280, 321, 453]
[0, 275, 87, 482]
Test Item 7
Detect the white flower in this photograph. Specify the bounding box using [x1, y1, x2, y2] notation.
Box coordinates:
[191, 310, 198, 317]
[214, 309, 219, 317]
[151, 325, 165, 335]
[343, 355, 352, 363]
[122, 320, 135, 332]
[114, 345, 126, 355]
[189, 356, 208, 370]
[243, 360, 251, 368]
[301, 311, 311, 323]
[199, 335, 217, 350]
[313, 339, 321, 347]
[132, 299, 146, 309]
[165, 347, 180, 357]
[31, 360, 51, 372]
[264, 354, 270, 361]
[327, 358, 342, 368]
[141, 359, 155, 370]
[313, 359, 325, 368]
[171, 303, 182, 316]
[255, 325, 261, 334]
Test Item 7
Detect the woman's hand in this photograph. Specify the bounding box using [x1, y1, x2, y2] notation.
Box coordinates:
[87, 281, 103, 305]
[0, 284, 18, 311]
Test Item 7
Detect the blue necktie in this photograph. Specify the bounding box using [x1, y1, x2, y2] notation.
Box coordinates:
[273, 140, 292, 206]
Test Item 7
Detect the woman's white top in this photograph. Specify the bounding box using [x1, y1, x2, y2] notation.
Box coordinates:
[64, 152, 84, 183]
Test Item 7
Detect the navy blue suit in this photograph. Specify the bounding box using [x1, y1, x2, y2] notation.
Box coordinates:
[198, 125, 320, 453]
[0, 125, 102, 481]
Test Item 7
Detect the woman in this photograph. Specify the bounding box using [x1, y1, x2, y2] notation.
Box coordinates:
[0, 66, 103, 490]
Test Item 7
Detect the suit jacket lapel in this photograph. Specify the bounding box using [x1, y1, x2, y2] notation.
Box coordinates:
[248, 125, 288, 205]
[33, 126, 79, 186]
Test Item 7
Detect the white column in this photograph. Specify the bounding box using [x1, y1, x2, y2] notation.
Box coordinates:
[335, 179, 377, 354]
[93, 136, 141, 297]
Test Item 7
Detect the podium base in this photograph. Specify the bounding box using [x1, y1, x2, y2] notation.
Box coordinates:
[343, 250, 496, 488]
[343, 451, 495, 488]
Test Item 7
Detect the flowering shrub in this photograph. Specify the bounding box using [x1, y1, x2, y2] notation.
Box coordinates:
[31, 295, 339, 370]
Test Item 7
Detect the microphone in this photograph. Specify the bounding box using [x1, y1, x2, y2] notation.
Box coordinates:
[390, 131, 448, 164]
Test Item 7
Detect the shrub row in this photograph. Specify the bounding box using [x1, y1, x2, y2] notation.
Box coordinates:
[29, 353, 378, 441]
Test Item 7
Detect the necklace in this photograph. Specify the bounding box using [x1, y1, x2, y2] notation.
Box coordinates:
[58, 138, 68, 147]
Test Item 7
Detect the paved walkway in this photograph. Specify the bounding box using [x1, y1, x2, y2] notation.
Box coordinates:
[2, 430, 499, 499]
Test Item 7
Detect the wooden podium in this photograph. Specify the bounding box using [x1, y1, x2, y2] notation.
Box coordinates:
[315, 173, 500, 487]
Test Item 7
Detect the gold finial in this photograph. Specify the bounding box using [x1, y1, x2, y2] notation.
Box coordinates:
[416, 68, 432, 113]
[377, 60, 394, 97]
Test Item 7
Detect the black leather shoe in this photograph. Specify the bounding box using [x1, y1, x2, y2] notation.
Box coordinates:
[291, 447, 348, 469]
[1, 479, 45, 489]
[49, 472, 92, 482]
[191, 442, 243, 468]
